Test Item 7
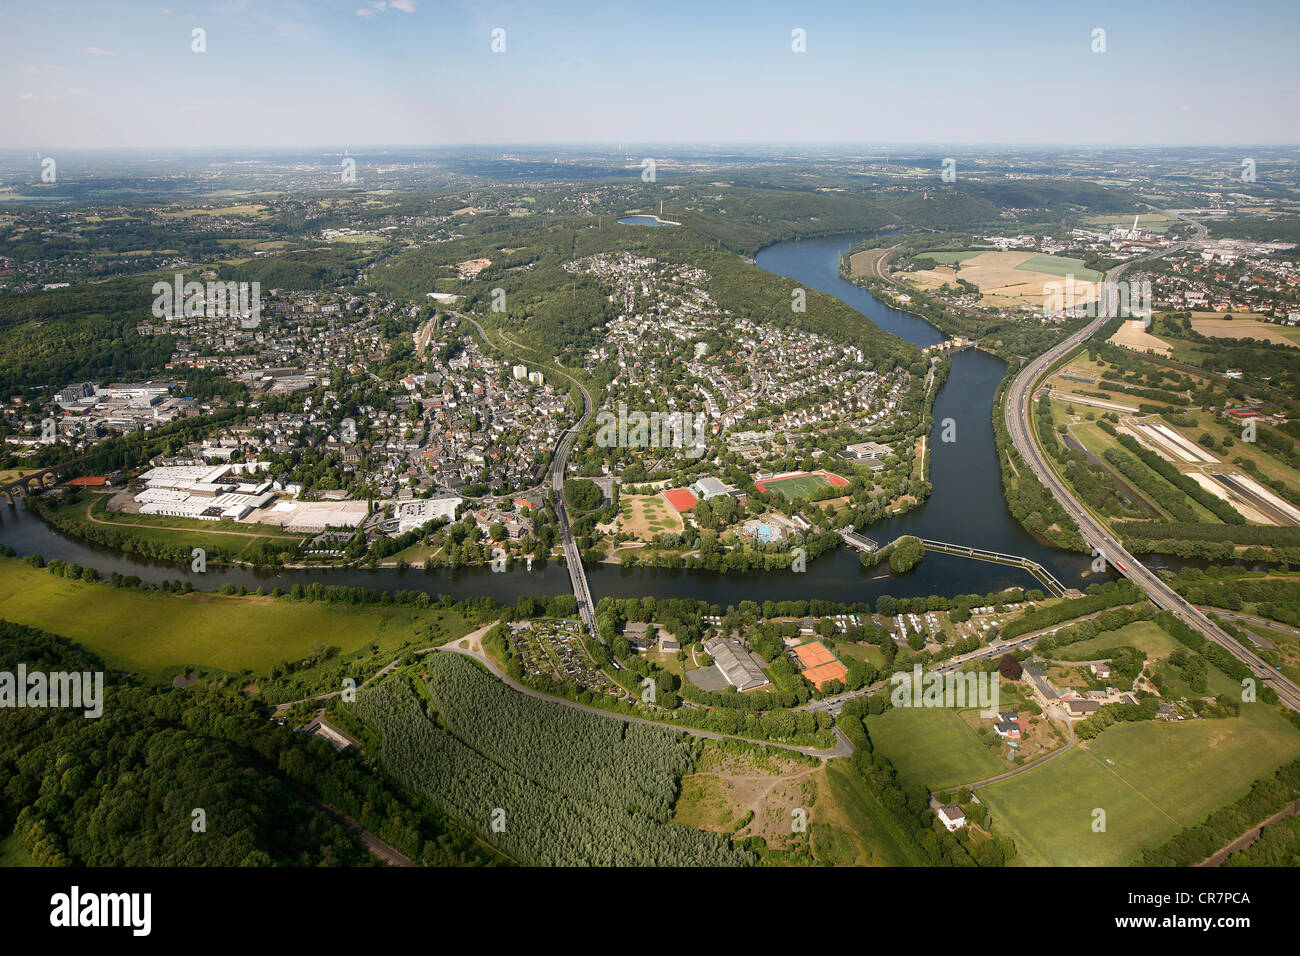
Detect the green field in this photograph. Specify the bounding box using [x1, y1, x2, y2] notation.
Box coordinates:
[919, 249, 985, 265]
[1017, 254, 1101, 282]
[836, 642, 886, 668]
[980, 704, 1300, 865]
[865, 706, 1004, 791]
[0, 558, 470, 679]
[758, 473, 836, 501]
[1054, 620, 1241, 698]
[1055, 621, 1180, 661]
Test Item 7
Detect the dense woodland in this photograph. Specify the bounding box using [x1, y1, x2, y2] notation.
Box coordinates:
[0, 620, 497, 866]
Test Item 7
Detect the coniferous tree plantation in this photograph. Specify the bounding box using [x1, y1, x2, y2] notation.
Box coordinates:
[351, 654, 754, 866]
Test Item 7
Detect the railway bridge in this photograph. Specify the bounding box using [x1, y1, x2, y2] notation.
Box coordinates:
[1, 455, 96, 505]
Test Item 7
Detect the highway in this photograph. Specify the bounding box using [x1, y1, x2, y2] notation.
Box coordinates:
[1002, 215, 1300, 712]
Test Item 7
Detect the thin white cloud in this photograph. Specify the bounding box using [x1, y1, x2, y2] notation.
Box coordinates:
[356, 0, 415, 17]
[85, 47, 119, 56]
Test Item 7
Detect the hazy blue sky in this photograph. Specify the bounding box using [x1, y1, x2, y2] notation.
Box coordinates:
[3, 0, 1298, 148]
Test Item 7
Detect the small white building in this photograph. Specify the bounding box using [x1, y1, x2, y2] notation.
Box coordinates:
[937, 804, 966, 832]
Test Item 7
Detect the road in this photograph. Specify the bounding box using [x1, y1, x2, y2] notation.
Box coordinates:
[941, 703, 1078, 793]
[282, 779, 415, 867]
[437, 642, 853, 759]
[800, 609, 1121, 715]
[1002, 214, 1300, 712]
[1198, 801, 1300, 867]
[1200, 608, 1300, 647]
[460, 314, 600, 640]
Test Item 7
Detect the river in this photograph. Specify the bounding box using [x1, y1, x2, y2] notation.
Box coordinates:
[0, 234, 1103, 606]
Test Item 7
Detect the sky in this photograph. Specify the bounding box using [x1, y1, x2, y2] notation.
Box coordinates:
[2, 0, 1299, 148]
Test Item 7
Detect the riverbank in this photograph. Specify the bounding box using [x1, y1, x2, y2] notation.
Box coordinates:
[0, 235, 1100, 607]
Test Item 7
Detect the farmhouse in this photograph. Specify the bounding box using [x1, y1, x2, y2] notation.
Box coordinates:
[993, 719, 1022, 738]
[937, 804, 966, 832]
[1022, 664, 1062, 706]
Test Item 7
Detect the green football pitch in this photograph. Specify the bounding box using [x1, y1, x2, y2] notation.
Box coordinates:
[759, 473, 835, 500]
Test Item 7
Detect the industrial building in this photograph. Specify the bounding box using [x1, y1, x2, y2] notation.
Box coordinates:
[703, 636, 770, 692]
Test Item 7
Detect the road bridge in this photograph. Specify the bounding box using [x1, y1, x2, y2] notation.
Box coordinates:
[461, 314, 600, 641]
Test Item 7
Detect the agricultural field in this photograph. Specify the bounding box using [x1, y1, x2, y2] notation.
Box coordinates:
[906, 250, 1102, 309]
[916, 249, 986, 265]
[1108, 320, 1174, 357]
[979, 704, 1300, 866]
[352, 654, 752, 866]
[1189, 315, 1300, 348]
[0, 557, 468, 681]
[846, 246, 894, 276]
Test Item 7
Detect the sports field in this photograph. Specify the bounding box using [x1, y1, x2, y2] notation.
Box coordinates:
[979, 704, 1300, 866]
[754, 470, 848, 500]
[662, 488, 698, 512]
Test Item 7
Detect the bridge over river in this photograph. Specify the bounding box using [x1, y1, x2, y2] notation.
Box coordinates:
[840, 528, 1069, 599]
